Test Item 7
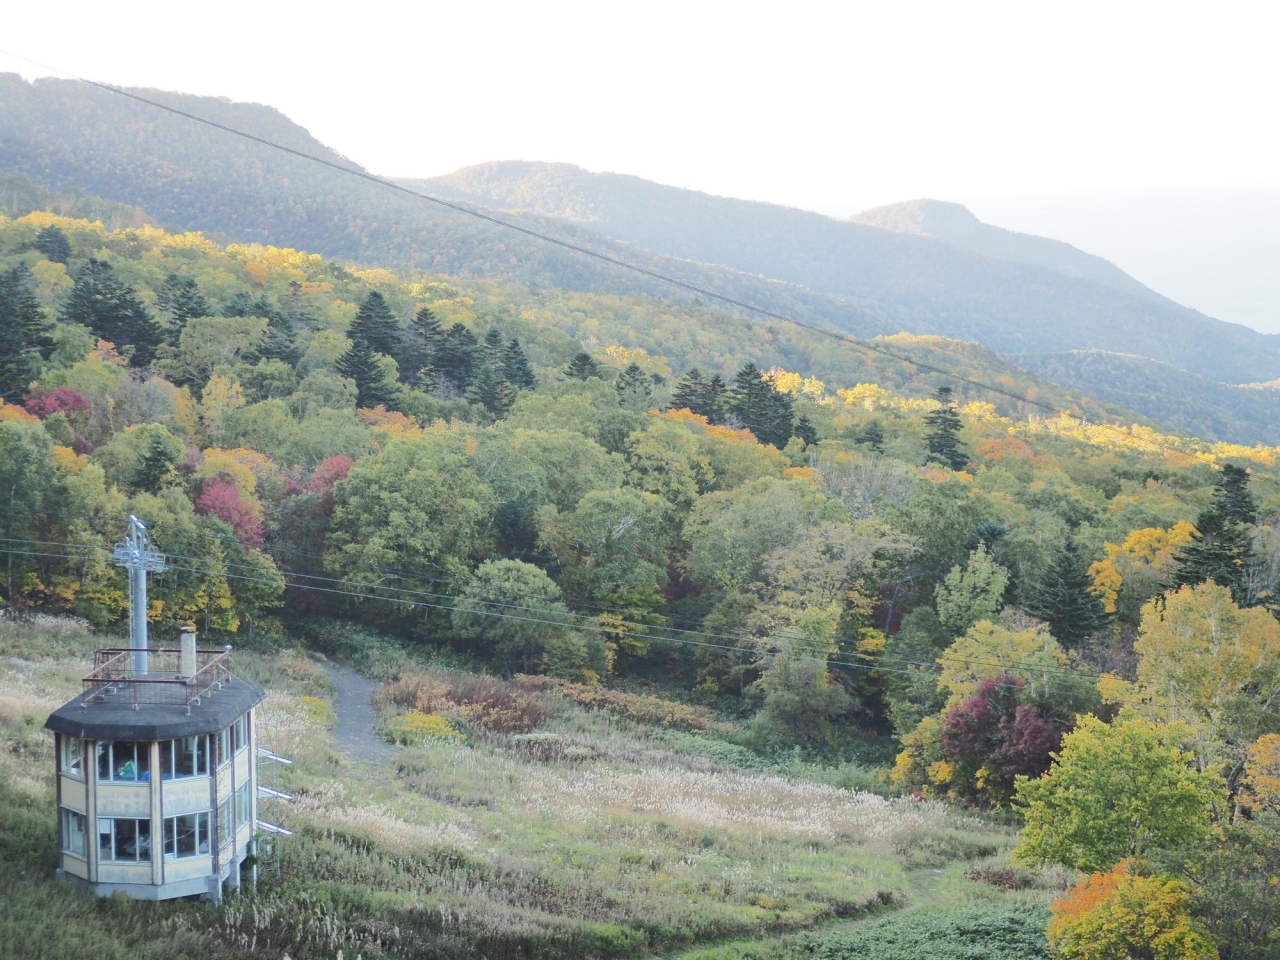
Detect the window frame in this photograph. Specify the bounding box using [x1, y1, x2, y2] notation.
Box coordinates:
[97, 816, 152, 863]
[216, 727, 231, 768]
[162, 811, 211, 860]
[232, 714, 249, 754]
[61, 808, 88, 859]
[159, 736, 210, 780]
[61, 736, 86, 778]
[235, 780, 251, 828]
[95, 741, 150, 782]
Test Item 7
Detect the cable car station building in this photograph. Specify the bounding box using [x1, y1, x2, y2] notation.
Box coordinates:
[43, 517, 266, 901]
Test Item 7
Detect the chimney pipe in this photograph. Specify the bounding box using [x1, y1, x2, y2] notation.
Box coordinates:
[180, 629, 197, 679]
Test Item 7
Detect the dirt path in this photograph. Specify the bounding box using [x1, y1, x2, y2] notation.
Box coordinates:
[317, 660, 398, 759]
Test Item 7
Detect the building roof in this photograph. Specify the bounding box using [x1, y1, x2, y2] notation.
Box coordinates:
[45, 673, 266, 741]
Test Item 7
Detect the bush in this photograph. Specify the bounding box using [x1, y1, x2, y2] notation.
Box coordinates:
[515, 674, 712, 731]
[798, 904, 1051, 959]
[385, 709, 465, 745]
[379, 670, 557, 734]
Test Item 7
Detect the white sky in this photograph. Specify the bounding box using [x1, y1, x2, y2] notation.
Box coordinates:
[4, 0, 1279, 332]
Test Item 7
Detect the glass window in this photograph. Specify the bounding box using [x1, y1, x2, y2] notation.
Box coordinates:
[232, 714, 249, 754]
[94, 742, 150, 782]
[61, 808, 87, 858]
[217, 798, 232, 849]
[97, 817, 151, 862]
[216, 728, 231, 768]
[159, 736, 209, 779]
[235, 780, 251, 827]
[61, 737, 85, 777]
[163, 812, 210, 859]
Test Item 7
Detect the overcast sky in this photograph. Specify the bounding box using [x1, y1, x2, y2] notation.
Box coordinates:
[4, 0, 1279, 333]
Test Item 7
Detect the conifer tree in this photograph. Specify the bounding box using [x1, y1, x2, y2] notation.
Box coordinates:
[221, 292, 298, 365]
[1174, 464, 1257, 604]
[924, 386, 968, 471]
[672, 368, 707, 411]
[616, 362, 653, 410]
[436, 323, 480, 392]
[156, 273, 210, 332]
[794, 414, 819, 447]
[467, 363, 517, 419]
[730, 362, 792, 447]
[856, 420, 886, 453]
[0, 265, 54, 402]
[565, 351, 603, 381]
[482, 327, 506, 368]
[502, 338, 537, 389]
[335, 338, 397, 408]
[704, 375, 728, 424]
[32, 224, 72, 264]
[397, 306, 443, 389]
[1023, 547, 1110, 648]
[130, 432, 181, 493]
[60, 259, 163, 366]
[348, 291, 401, 357]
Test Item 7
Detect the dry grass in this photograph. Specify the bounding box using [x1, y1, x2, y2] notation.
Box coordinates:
[378, 670, 557, 734]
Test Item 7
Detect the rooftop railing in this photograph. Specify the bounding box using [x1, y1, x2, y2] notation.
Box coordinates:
[82, 648, 233, 708]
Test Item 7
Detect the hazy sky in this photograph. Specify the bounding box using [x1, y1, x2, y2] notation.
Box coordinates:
[4, 0, 1279, 331]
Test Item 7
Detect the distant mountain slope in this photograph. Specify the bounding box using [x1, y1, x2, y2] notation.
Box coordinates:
[0, 74, 902, 341]
[1018, 350, 1280, 446]
[851, 198, 1164, 304]
[412, 161, 1280, 385]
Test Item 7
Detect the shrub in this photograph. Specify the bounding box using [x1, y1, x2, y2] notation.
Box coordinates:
[798, 904, 1051, 959]
[386, 709, 464, 745]
[378, 670, 557, 734]
[515, 674, 712, 731]
[1048, 861, 1218, 960]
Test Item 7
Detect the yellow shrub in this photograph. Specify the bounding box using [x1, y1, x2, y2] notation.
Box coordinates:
[386, 710, 464, 745]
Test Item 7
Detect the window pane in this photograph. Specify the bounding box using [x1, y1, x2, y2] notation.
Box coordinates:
[196, 735, 208, 775]
[137, 820, 151, 861]
[177, 738, 195, 777]
[135, 743, 150, 780]
[160, 740, 173, 779]
[236, 781, 250, 824]
[176, 814, 197, 857]
[98, 818, 113, 860]
[114, 819, 138, 861]
[114, 742, 139, 781]
[197, 812, 210, 855]
[217, 729, 230, 766]
[63, 809, 87, 857]
[97, 742, 111, 780]
[64, 738, 84, 775]
[164, 818, 176, 857]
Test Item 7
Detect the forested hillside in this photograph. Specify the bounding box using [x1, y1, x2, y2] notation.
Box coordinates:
[4, 73, 1280, 450]
[416, 161, 1280, 384]
[3, 203, 1280, 957]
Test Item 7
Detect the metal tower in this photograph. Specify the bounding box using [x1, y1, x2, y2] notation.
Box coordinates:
[111, 516, 167, 675]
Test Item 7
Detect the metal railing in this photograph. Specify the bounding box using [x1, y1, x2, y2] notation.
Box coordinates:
[82, 648, 233, 708]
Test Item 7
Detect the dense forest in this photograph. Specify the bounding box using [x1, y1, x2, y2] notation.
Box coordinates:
[3, 206, 1280, 958]
[5, 72, 1280, 448]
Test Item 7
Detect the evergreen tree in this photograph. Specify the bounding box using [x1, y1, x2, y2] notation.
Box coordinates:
[565, 351, 603, 381]
[1174, 464, 1257, 604]
[794, 414, 818, 446]
[335, 338, 397, 408]
[348, 291, 401, 357]
[130, 432, 181, 493]
[672, 367, 707, 413]
[258, 313, 302, 367]
[855, 420, 885, 453]
[467, 363, 517, 420]
[397, 306, 443, 389]
[502, 338, 537, 389]
[60, 259, 163, 366]
[32, 224, 72, 264]
[1023, 547, 1110, 648]
[616, 362, 653, 410]
[729, 362, 792, 447]
[482, 327, 506, 368]
[704, 375, 729, 424]
[0, 265, 54, 402]
[436, 323, 480, 393]
[155, 273, 210, 332]
[924, 386, 968, 471]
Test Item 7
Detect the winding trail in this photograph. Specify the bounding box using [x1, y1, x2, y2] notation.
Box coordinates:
[317, 660, 398, 759]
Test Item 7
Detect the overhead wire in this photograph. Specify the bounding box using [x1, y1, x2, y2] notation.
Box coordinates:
[0, 48, 1222, 471]
[0, 536, 1151, 706]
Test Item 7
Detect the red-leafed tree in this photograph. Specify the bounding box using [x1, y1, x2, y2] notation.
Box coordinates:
[194, 480, 264, 545]
[941, 674, 1063, 803]
[309, 455, 354, 504]
[24, 386, 90, 422]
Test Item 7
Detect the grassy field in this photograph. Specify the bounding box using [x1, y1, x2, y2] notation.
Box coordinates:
[0, 617, 1062, 959]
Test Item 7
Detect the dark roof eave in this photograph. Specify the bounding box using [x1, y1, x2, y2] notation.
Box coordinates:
[44, 675, 266, 740]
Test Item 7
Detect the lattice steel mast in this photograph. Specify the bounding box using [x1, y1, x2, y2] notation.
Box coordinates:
[111, 516, 167, 675]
